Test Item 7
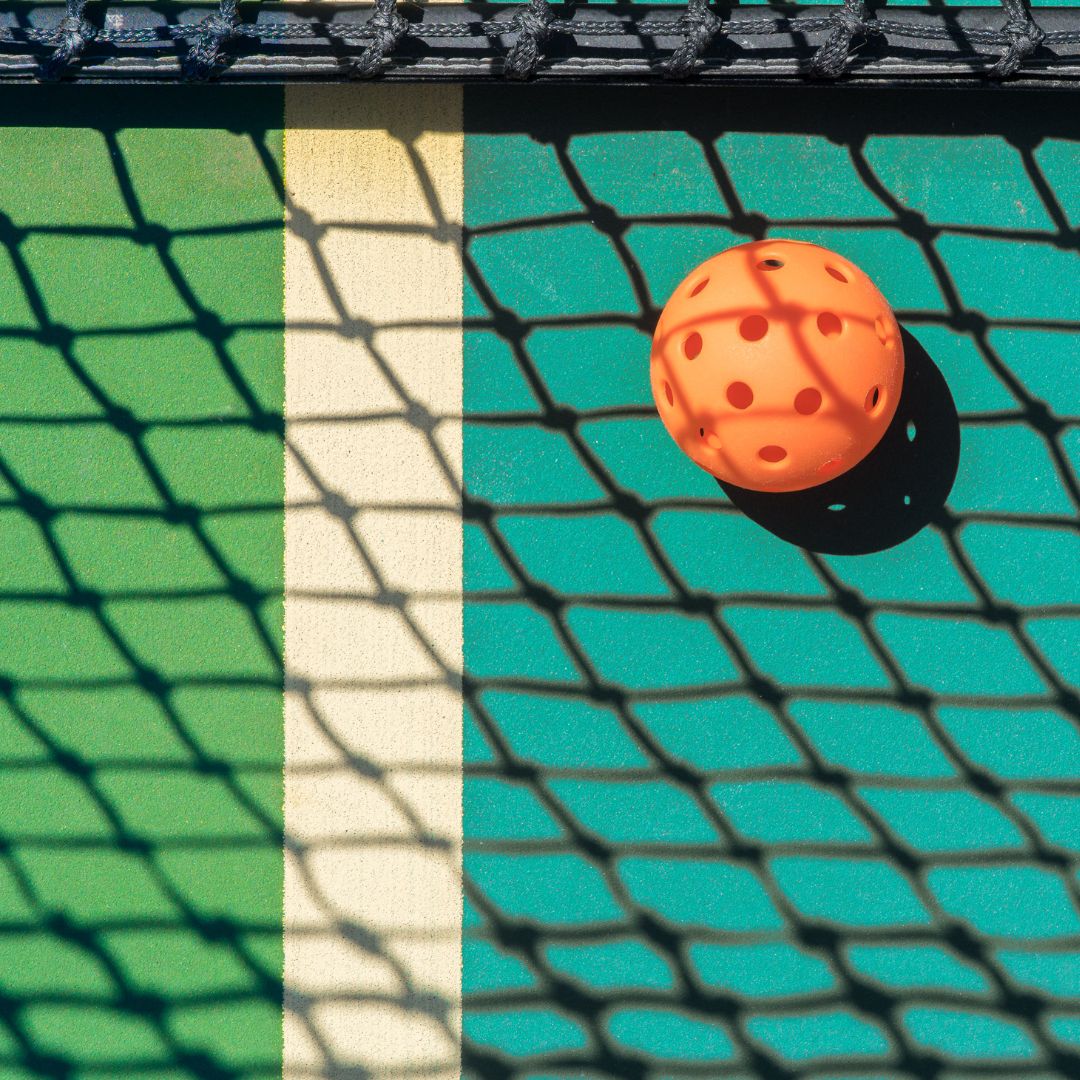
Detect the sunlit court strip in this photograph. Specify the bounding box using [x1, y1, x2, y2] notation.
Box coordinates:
[283, 85, 464, 1078]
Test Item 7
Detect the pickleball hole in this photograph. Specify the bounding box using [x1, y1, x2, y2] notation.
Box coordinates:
[699, 427, 705, 438]
[727, 381, 754, 410]
[664, 381, 673, 407]
[759, 445, 787, 463]
[689, 277, 709, 297]
[758, 258, 784, 271]
[739, 315, 769, 342]
[865, 385, 882, 413]
[904, 495, 912, 506]
[828, 503, 846, 512]
[684, 331, 703, 360]
[817, 312, 843, 338]
[907, 421, 917, 442]
[794, 388, 822, 415]
[875, 315, 889, 344]
[825, 265, 849, 283]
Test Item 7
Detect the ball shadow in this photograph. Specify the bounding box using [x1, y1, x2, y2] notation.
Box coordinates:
[717, 329, 960, 555]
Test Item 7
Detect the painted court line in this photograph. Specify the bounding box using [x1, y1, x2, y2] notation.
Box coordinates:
[283, 85, 464, 1079]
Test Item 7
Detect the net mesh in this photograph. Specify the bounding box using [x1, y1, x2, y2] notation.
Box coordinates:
[459, 88, 1080, 1077]
[3, 0, 1080, 83]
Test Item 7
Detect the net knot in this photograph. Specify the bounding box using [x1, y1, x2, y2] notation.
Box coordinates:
[992, 14, 1046, 77]
[833, 5, 867, 37]
[663, 0, 724, 80]
[350, 0, 409, 79]
[183, 3, 240, 80]
[38, 10, 94, 81]
[505, 0, 556, 80]
[809, 0, 870, 78]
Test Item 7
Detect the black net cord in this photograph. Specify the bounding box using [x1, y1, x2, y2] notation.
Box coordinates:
[809, 0, 872, 78]
[505, 0, 557, 80]
[993, 0, 1050, 75]
[349, 0, 409, 79]
[37, 0, 92, 81]
[4, 1, 1078, 84]
[181, 0, 239, 80]
[664, 0, 724, 80]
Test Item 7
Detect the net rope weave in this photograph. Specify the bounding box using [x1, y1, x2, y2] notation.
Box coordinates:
[3, 0, 1080, 82]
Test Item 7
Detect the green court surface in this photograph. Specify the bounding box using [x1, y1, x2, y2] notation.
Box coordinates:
[460, 88, 1080, 1076]
[0, 91, 285, 1079]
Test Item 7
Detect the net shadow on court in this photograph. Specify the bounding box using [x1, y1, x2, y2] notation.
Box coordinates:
[459, 85, 1080, 1079]
[0, 87, 455, 1080]
[0, 91, 286, 1080]
[718, 328, 963, 555]
[0, 76, 1076, 1080]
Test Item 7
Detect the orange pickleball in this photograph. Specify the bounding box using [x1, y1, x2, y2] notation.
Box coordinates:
[650, 240, 904, 493]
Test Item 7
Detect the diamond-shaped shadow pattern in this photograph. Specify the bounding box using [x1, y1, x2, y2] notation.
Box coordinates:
[461, 89, 1080, 1078]
[0, 92, 285, 1079]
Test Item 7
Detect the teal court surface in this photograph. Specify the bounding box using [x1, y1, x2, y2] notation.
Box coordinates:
[459, 87, 1080, 1077]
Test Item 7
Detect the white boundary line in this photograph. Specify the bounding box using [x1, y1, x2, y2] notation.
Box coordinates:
[283, 85, 464, 1080]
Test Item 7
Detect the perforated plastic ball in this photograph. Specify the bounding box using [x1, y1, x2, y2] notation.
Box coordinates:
[650, 240, 904, 493]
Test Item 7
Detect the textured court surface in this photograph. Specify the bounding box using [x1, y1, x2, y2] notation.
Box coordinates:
[460, 90, 1080, 1077]
[0, 91, 285, 1079]
[0, 80, 1076, 1080]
